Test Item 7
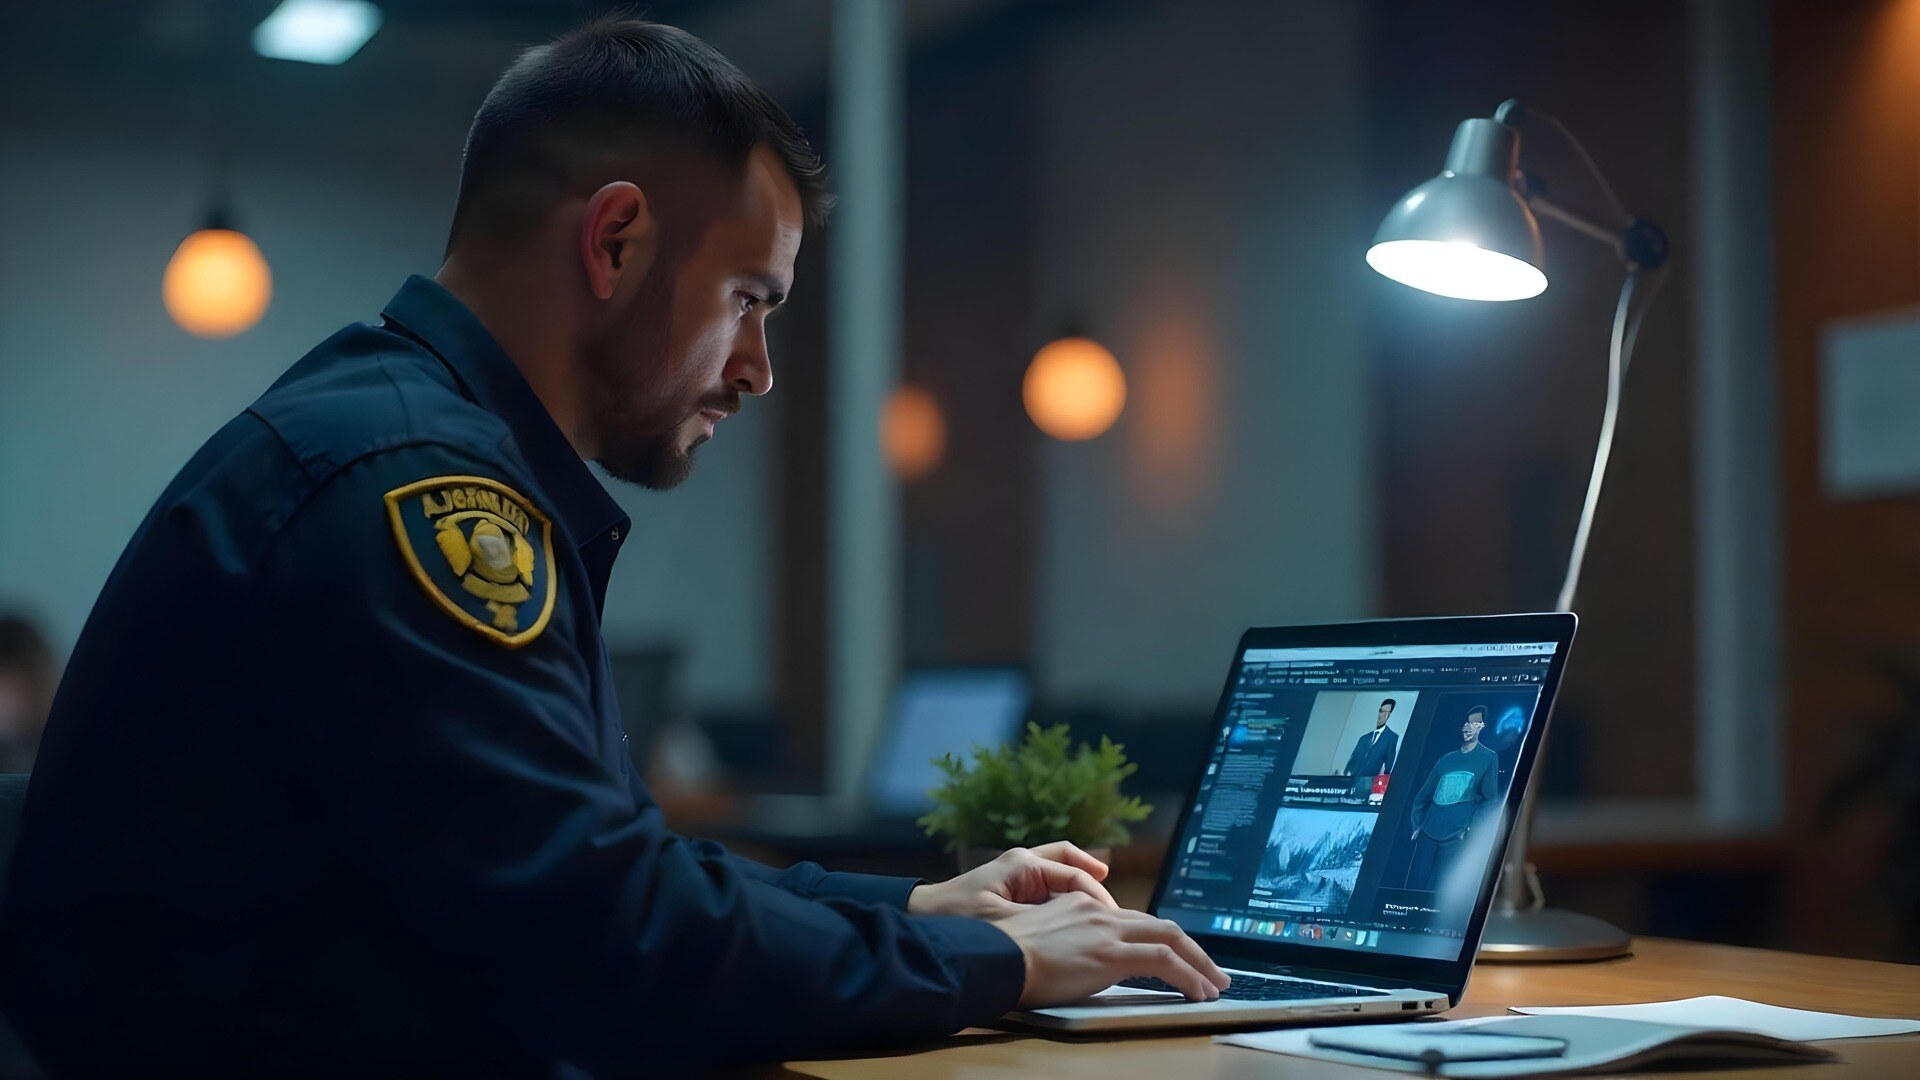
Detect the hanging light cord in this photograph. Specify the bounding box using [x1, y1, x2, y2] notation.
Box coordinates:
[1555, 263, 1671, 612]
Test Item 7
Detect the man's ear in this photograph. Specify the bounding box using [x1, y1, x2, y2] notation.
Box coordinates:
[580, 181, 660, 301]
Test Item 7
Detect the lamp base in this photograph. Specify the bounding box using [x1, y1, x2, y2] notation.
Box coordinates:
[1477, 907, 1633, 963]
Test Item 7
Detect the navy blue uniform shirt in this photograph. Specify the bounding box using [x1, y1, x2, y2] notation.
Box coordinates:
[0, 277, 1024, 1076]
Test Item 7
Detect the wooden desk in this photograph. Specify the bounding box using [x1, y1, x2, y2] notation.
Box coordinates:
[782, 938, 1920, 1077]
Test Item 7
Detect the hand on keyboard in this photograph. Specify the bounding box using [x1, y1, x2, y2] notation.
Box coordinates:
[996, 893, 1232, 1006]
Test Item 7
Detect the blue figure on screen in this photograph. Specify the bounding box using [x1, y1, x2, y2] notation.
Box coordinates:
[1405, 705, 1501, 893]
[1492, 704, 1526, 748]
[1485, 702, 1530, 789]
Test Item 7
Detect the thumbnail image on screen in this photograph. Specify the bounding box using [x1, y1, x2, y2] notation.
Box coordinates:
[1253, 807, 1375, 916]
[1293, 690, 1417, 804]
[1372, 693, 1533, 907]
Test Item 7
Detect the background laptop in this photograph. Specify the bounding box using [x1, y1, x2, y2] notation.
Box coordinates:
[1009, 613, 1576, 1033]
[741, 665, 1031, 841]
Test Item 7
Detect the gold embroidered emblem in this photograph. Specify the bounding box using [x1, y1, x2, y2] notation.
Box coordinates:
[384, 475, 557, 648]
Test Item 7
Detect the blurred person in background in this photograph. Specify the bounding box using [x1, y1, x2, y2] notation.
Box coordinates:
[0, 617, 53, 775]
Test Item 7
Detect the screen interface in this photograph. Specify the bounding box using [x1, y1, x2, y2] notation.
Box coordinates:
[1159, 641, 1557, 962]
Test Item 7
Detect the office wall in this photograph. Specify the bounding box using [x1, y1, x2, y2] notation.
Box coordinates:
[1029, 2, 1379, 709]
[0, 129, 448, 658]
[897, 19, 1041, 667]
[1773, 0, 1920, 962]
[0, 125, 775, 709]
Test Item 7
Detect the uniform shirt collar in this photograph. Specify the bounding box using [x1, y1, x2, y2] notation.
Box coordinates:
[380, 275, 630, 551]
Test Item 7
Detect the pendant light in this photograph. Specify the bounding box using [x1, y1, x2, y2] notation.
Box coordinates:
[164, 203, 272, 339]
[881, 385, 946, 480]
[1023, 335, 1126, 441]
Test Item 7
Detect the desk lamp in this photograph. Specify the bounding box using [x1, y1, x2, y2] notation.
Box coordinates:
[1368, 99, 1671, 961]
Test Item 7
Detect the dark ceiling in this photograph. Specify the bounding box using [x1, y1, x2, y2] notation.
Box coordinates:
[0, 0, 1015, 173]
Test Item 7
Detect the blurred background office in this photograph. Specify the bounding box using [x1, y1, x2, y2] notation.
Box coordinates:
[1, 0, 1915, 966]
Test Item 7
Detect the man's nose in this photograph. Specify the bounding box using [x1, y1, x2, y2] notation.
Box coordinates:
[726, 328, 773, 396]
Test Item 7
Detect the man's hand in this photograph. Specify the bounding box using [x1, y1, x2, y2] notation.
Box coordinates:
[907, 842, 1117, 920]
[996, 893, 1231, 1005]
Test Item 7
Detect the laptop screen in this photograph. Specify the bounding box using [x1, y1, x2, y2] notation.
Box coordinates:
[865, 668, 1031, 817]
[1157, 640, 1557, 962]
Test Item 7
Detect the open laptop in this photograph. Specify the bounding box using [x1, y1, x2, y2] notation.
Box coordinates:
[1008, 613, 1576, 1033]
[741, 666, 1031, 840]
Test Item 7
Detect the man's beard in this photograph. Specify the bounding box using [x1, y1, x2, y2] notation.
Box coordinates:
[583, 269, 700, 491]
[599, 430, 696, 491]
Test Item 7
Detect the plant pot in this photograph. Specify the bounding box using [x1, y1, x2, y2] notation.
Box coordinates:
[958, 846, 1113, 875]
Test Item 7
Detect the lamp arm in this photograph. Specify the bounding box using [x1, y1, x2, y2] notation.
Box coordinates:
[1497, 98, 1671, 272]
[1507, 96, 1677, 610]
[1527, 191, 1628, 253]
[1497, 102, 1673, 610]
[1496, 98, 1629, 219]
[1521, 179, 1671, 271]
[1554, 268, 1638, 612]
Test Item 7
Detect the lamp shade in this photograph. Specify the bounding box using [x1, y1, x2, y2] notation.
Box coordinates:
[1367, 118, 1547, 301]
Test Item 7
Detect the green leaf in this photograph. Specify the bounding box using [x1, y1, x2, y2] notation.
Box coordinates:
[917, 722, 1155, 851]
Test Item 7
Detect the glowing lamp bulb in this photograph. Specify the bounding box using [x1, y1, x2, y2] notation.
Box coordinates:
[881, 385, 946, 481]
[1365, 239, 1547, 302]
[1023, 336, 1126, 441]
[164, 228, 273, 338]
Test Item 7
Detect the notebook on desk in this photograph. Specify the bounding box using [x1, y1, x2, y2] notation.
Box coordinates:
[1221, 1014, 1836, 1076]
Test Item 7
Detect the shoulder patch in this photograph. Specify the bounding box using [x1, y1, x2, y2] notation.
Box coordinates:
[384, 475, 557, 648]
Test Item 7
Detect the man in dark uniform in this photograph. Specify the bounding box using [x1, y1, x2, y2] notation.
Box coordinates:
[0, 18, 1225, 1076]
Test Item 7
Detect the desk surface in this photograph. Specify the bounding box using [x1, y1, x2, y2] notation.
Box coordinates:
[781, 938, 1920, 1078]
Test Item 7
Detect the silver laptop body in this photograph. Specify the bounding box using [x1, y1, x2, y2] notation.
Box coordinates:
[1007, 614, 1577, 1033]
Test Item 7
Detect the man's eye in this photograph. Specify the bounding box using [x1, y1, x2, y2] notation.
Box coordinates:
[738, 293, 763, 315]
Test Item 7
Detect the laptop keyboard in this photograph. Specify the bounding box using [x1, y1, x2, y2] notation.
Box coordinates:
[1118, 974, 1387, 1001]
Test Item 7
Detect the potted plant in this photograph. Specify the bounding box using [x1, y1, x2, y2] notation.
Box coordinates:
[920, 722, 1153, 872]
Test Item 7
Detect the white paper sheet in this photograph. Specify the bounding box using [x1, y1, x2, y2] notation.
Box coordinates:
[1510, 995, 1920, 1041]
[1216, 1015, 1842, 1078]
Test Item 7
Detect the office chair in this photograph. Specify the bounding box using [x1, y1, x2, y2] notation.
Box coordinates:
[0, 773, 26, 904]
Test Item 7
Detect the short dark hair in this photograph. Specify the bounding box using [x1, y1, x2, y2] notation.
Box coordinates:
[447, 15, 833, 253]
[1466, 705, 1488, 722]
[1380, 698, 1397, 711]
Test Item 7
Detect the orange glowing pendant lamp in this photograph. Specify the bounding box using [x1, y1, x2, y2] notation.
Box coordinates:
[164, 204, 272, 339]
